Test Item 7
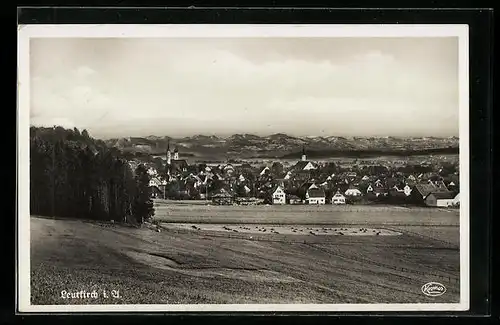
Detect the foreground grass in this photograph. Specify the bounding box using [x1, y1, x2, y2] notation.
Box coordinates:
[30, 213, 460, 305]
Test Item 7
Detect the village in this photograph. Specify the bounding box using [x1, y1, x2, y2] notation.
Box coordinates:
[128, 143, 460, 208]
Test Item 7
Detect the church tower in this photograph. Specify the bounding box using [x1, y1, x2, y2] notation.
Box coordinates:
[173, 146, 179, 160]
[166, 141, 172, 165]
[301, 146, 307, 161]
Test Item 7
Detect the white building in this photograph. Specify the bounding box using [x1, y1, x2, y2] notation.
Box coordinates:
[425, 192, 456, 207]
[404, 184, 412, 196]
[272, 186, 286, 205]
[331, 191, 346, 205]
[149, 177, 162, 188]
[345, 188, 362, 197]
[306, 188, 326, 205]
[224, 164, 235, 175]
[260, 166, 270, 176]
[147, 167, 158, 176]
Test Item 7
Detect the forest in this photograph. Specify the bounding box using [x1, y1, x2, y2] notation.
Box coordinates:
[29, 126, 154, 224]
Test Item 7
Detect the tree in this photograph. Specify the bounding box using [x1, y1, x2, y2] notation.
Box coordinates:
[235, 183, 249, 198]
[166, 181, 181, 199]
[271, 162, 284, 178]
[152, 157, 164, 174]
[132, 164, 154, 224]
[209, 179, 225, 194]
[30, 126, 140, 223]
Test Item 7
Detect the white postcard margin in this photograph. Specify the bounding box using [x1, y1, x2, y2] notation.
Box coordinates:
[17, 24, 470, 313]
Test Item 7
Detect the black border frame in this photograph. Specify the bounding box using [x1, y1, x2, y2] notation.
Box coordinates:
[12, 6, 494, 323]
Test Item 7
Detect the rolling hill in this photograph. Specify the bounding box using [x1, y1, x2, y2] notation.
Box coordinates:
[103, 134, 459, 160]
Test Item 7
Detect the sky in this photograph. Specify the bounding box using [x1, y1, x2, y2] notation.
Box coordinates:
[30, 37, 459, 139]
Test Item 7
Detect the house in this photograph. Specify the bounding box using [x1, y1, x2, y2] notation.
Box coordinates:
[223, 164, 235, 175]
[404, 184, 413, 196]
[425, 192, 456, 207]
[147, 167, 158, 176]
[185, 173, 202, 186]
[211, 188, 234, 205]
[293, 160, 317, 172]
[373, 187, 388, 197]
[149, 177, 162, 188]
[453, 193, 460, 206]
[260, 166, 270, 176]
[306, 188, 326, 205]
[150, 186, 163, 198]
[331, 191, 346, 205]
[447, 180, 459, 193]
[411, 182, 450, 204]
[361, 175, 370, 181]
[287, 194, 302, 205]
[388, 188, 407, 201]
[168, 159, 189, 175]
[366, 184, 374, 194]
[149, 176, 165, 198]
[271, 185, 286, 205]
[344, 186, 362, 197]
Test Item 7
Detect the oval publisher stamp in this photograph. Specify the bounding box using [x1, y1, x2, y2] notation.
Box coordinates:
[421, 282, 447, 297]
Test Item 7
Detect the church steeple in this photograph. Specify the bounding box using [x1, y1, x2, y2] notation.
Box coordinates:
[301, 146, 307, 161]
[166, 140, 171, 165]
[173, 146, 179, 160]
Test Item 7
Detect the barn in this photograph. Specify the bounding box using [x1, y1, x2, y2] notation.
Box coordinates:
[424, 192, 456, 207]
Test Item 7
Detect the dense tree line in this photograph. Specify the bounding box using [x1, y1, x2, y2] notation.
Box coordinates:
[30, 126, 153, 223]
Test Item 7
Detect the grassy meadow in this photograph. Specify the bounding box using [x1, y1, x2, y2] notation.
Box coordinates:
[30, 202, 460, 305]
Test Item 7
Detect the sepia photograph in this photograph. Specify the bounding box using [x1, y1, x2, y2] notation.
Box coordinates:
[17, 24, 469, 312]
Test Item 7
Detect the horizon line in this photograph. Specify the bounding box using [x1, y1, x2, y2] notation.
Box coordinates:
[29, 124, 460, 140]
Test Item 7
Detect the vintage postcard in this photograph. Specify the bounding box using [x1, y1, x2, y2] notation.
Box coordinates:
[17, 24, 469, 312]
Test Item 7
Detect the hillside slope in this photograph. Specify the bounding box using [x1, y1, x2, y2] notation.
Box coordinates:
[30, 213, 459, 305]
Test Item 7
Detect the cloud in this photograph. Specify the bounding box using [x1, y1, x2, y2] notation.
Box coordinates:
[29, 38, 459, 138]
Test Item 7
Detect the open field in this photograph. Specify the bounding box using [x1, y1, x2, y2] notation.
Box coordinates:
[153, 201, 460, 226]
[161, 224, 403, 236]
[30, 202, 461, 305]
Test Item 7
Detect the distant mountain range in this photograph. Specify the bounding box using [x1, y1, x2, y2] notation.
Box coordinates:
[104, 133, 459, 160]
